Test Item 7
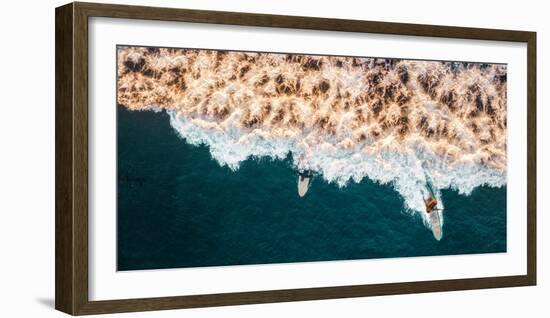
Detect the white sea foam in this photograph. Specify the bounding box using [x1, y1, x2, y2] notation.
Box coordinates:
[168, 110, 505, 226]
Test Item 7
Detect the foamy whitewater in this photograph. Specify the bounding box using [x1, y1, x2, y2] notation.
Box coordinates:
[117, 46, 507, 224]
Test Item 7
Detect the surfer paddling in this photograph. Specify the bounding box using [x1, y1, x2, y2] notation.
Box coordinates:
[297, 170, 312, 197]
[297, 151, 312, 197]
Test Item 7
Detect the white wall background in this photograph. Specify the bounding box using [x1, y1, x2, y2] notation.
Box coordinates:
[0, 0, 546, 316]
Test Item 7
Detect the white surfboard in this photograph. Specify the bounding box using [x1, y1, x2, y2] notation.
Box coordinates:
[429, 210, 444, 241]
[298, 176, 310, 197]
[424, 179, 444, 241]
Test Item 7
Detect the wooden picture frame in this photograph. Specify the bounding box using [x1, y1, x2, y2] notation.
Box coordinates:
[55, 2, 536, 315]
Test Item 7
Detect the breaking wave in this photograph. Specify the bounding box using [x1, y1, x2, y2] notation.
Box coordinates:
[167, 109, 505, 223]
[117, 46, 507, 224]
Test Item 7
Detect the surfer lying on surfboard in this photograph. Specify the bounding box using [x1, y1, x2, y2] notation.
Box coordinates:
[297, 170, 312, 197]
[296, 150, 313, 198]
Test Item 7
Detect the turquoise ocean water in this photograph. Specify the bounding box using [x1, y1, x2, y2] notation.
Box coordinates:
[117, 106, 506, 270]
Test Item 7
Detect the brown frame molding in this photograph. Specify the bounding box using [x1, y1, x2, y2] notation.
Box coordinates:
[55, 2, 537, 315]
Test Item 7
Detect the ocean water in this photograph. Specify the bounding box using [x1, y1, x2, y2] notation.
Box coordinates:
[117, 106, 506, 271]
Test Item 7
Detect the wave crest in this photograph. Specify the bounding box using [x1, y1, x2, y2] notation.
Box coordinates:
[168, 110, 505, 221]
[118, 46, 507, 223]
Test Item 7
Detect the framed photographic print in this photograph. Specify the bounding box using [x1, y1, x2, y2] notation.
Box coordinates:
[55, 2, 536, 315]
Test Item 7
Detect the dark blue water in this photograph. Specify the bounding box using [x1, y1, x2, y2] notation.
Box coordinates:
[117, 106, 506, 271]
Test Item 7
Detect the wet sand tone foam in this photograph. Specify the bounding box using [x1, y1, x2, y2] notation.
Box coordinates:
[116, 46, 507, 221]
